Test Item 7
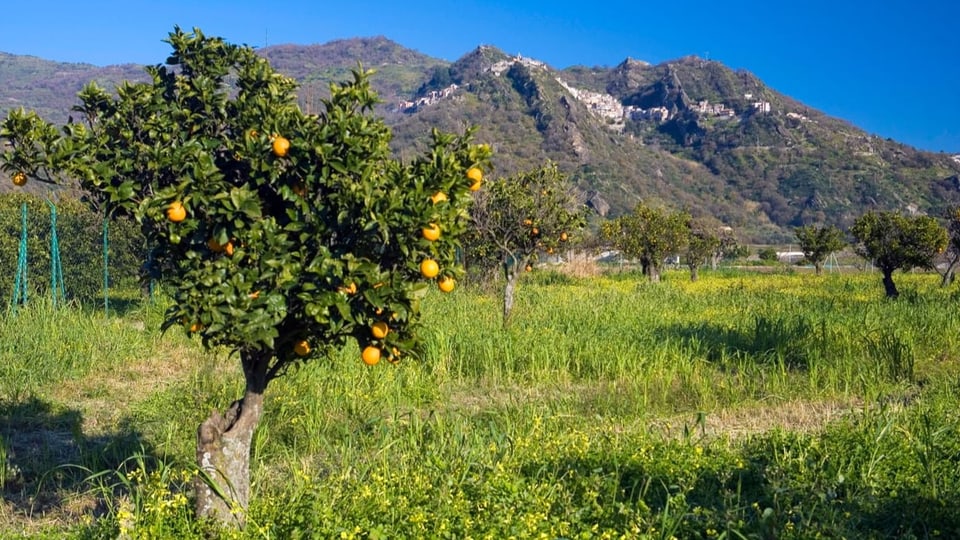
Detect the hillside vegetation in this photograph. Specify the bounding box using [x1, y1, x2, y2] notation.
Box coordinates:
[2, 39, 959, 241]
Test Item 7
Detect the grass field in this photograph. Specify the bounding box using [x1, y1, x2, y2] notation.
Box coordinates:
[2, 267, 960, 538]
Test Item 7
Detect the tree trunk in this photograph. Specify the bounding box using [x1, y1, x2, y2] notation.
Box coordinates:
[647, 263, 661, 283]
[940, 256, 958, 287]
[688, 264, 699, 282]
[882, 269, 899, 299]
[194, 351, 269, 528]
[503, 263, 520, 326]
[814, 261, 824, 276]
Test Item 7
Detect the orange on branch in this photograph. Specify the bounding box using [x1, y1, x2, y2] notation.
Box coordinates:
[371, 321, 390, 339]
[560, 232, 568, 242]
[438, 276, 455, 293]
[420, 259, 439, 278]
[272, 136, 290, 157]
[293, 339, 311, 357]
[467, 167, 483, 191]
[224, 242, 235, 256]
[167, 201, 186, 222]
[12, 172, 27, 186]
[422, 223, 441, 241]
[362, 346, 381, 366]
[430, 191, 448, 204]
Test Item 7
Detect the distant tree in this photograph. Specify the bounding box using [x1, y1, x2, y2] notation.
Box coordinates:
[936, 206, 960, 287]
[711, 227, 741, 269]
[851, 211, 947, 298]
[684, 219, 721, 282]
[468, 163, 587, 324]
[794, 224, 845, 275]
[601, 202, 689, 283]
[758, 247, 779, 263]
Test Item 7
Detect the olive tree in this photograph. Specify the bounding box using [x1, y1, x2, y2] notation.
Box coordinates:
[0, 28, 488, 526]
[601, 202, 689, 283]
[794, 224, 845, 275]
[851, 211, 947, 298]
[468, 163, 586, 324]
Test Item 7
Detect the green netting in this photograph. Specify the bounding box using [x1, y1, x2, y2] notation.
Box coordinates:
[10, 203, 29, 311]
[48, 200, 66, 306]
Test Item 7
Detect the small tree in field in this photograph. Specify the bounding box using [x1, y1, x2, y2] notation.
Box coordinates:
[794, 224, 845, 275]
[468, 163, 586, 324]
[851, 211, 947, 298]
[601, 202, 688, 283]
[0, 28, 489, 526]
[936, 206, 960, 287]
[684, 219, 722, 282]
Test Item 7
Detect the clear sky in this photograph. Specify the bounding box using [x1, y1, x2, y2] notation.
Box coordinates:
[2, 0, 958, 153]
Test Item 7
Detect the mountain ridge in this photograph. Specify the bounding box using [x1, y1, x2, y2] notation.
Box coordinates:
[2, 37, 958, 242]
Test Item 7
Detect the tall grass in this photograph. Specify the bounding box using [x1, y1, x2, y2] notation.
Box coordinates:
[4, 269, 960, 538]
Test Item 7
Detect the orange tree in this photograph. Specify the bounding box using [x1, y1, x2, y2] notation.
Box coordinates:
[601, 202, 689, 282]
[795, 224, 845, 275]
[851, 211, 946, 298]
[683, 218, 722, 282]
[468, 163, 586, 324]
[0, 27, 489, 526]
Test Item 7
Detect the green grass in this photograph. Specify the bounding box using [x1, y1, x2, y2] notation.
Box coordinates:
[3, 269, 960, 538]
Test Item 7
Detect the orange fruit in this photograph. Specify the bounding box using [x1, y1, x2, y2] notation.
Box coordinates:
[293, 339, 311, 357]
[523, 219, 533, 226]
[224, 242, 235, 256]
[431, 191, 448, 204]
[422, 223, 441, 242]
[420, 259, 439, 278]
[272, 136, 290, 157]
[531, 227, 539, 236]
[466, 167, 483, 191]
[371, 321, 389, 339]
[560, 232, 568, 242]
[167, 201, 186, 222]
[362, 346, 381, 366]
[189, 322, 203, 333]
[438, 276, 455, 293]
[525, 265, 532, 272]
[12, 172, 27, 186]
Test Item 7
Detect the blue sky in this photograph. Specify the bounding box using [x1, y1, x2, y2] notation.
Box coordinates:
[2, 0, 958, 153]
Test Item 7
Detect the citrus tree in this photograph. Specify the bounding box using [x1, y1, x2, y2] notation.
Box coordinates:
[0, 27, 489, 526]
[683, 219, 721, 282]
[794, 224, 845, 275]
[468, 163, 586, 324]
[935, 206, 960, 287]
[601, 202, 689, 282]
[851, 211, 947, 298]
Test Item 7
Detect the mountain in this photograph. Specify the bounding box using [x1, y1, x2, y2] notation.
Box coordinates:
[2, 39, 959, 242]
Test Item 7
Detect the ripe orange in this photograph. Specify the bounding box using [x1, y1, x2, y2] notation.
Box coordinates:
[523, 219, 533, 226]
[438, 276, 455, 293]
[525, 264, 532, 272]
[430, 191, 448, 204]
[422, 223, 441, 241]
[12, 172, 27, 186]
[167, 201, 186, 222]
[224, 242, 235, 256]
[293, 339, 311, 357]
[560, 232, 568, 242]
[420, 259, 439, 278]
[531, 227, 539, 236]
[272, 136, 290, 157]
[371, 321, 389, 339]
[466, 167, 483, 191]
[189, 322, 203, 333]
[362, 346, 381, 366]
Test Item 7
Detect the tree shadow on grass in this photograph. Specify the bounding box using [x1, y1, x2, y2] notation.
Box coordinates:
[653, 314, 824, 370]
[0, 395, 155, 521]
